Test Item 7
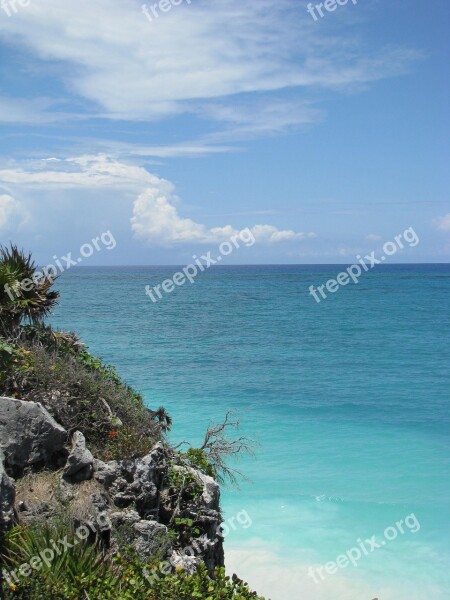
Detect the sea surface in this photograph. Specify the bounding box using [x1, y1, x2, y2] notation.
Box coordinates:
[51, 264, 450, 600]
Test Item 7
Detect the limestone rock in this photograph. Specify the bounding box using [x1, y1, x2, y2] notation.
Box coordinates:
[96, 443, 167, 517]
[0, 450, 16, 532]
[63, 431, 94, 482]
[170, 550, 200, 574]
[196, 470, 220, 509]
[93, 458, 119, 488]
[133, 520, 169, 560]
[110, 509, 141, 527]
[0, 397, 67, 473]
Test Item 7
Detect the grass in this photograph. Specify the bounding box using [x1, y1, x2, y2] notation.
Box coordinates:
[15, 470, 62, 511]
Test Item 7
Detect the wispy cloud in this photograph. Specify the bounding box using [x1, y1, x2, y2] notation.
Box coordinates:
[0, 96, 79, 125]
[119, 143, 238, 159]
[0, 0, 421, 137]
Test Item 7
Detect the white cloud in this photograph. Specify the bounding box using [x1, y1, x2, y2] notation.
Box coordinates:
[130, 144, 235, 158]
[0, 194, 24, 229]
[201, 99, 322, 140]
[0, 96, 78, 125]
[0, 154, 160, 189]
[131, 189, 315, 246]
[0, 0, 421, 132]
[434, 213, 450, 232]
[365, 233, 382, 242]
[0, 155, 314, 246]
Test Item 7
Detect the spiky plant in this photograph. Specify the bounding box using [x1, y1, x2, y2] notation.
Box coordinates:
[0, 244, 59, 337]
[149, 406, 173, 433]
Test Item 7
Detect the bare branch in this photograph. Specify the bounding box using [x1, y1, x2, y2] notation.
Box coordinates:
[199, 411, 256, 487]
[173, 440, 190, 450]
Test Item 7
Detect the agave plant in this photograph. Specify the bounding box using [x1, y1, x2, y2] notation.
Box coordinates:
[0, 244, 59, 337]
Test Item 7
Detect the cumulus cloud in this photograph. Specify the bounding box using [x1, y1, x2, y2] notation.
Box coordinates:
[0, 194, 24, 230]
[434, 213, 450, 232]
[0, 154, 314, 246]
[131, 189, 315, 246]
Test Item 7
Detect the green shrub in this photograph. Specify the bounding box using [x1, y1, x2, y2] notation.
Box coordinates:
[149, 564, 265, 599]
[2, 522, 265, 599]
[0, 338, 35, 393]
[2, 516, 111, 599]
[0, 340, 160, 459]
[103, 426, 156, 461]
[182, 448, 217, 479]
[0, 339, 17, 388]
[165, 467, 204, 504]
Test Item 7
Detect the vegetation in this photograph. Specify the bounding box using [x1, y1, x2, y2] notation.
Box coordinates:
[0, 244, 59, 338]
[1, 515, 264, 599]
[0, 330, 161, 459]
[0, 244, 262, 598]
[0, 243, 162, 458]
[177, 412, 256, 486]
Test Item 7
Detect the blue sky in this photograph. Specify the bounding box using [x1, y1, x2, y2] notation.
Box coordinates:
[0, 0, 449, 265]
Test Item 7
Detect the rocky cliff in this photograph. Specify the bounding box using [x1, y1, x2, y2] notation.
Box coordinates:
[0, 396, 224, 577]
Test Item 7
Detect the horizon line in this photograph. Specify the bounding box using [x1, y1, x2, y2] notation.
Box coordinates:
[44, 261, 450, 268]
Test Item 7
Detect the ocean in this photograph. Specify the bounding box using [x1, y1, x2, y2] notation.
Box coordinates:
[51, 264, 450, 600]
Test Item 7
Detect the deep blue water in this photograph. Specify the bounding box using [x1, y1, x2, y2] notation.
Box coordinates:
[51, 264, 450, 600]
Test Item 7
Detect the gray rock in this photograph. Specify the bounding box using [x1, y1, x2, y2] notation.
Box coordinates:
[101, 443, 166, 517]
[93, 459, 119, 488]
[170, 466, 224, 571]
[196, 471, 220, 509]
[113, 492, 135, 508]
[63, 431, 93, 482]
[114, 477, 128, 491]
[110, 509, 141, 527]
[170, 550, 201, 574]
[133, 520, 169, 559]
[0, 397, 67, 472]
[134, 443, 166, 486]
[132, 443, 166, 517]
[0, 450, 16, 532]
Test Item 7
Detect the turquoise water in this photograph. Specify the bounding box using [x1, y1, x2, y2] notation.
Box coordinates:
[51, 265, 450, 600]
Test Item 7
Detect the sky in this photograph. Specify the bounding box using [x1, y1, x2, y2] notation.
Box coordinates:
[0, 0, 449, 265]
